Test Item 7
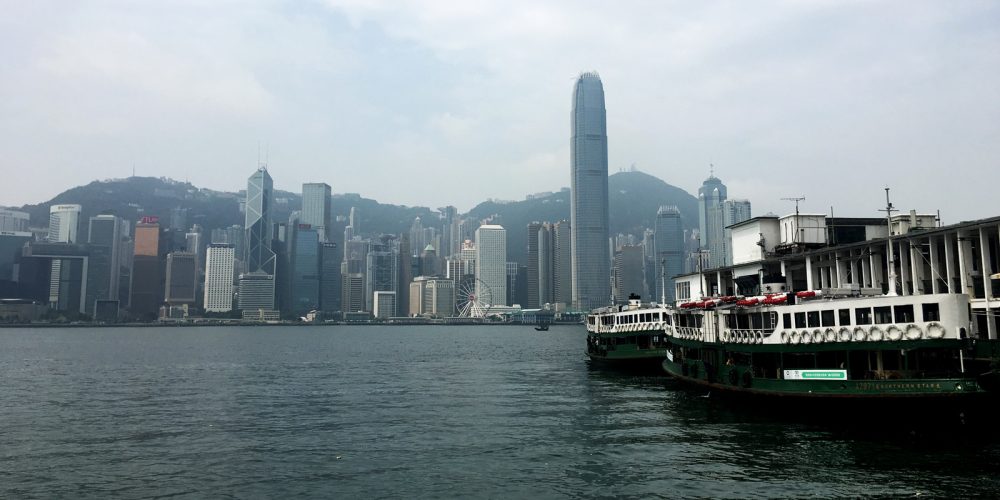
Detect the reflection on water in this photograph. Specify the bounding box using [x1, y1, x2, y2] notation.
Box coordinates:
[0, 325, 997, 498]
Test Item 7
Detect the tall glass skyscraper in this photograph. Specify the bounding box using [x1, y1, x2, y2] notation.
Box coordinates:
[654, 206, 684, 303]
[570, 72, 610, 310]
[245, 167, 275, 275]
[301, 183, 332, 242]
[698, 175, 727, 270]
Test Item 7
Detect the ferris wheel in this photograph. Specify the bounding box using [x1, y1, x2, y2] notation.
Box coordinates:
[456, 278, 493, 318]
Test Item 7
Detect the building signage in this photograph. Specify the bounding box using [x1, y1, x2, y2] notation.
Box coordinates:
[140, 216, 160, 224]
[783, 369, 847, 380]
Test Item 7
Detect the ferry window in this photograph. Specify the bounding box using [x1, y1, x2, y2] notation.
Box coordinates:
[874, 306, 892, 324]
[838, 309, 851, 326]
[856, 308, 872, 325]
[751, 313, 764, 330]
[783, 313, 792, 329]
[807, 311, 820, 328]
[795, 312, 806, 328]
[922, 303, 940, 322]
[738, 314, 750, 329]
[725, 314, 735, 328]
[894, 305, 915, 323]
[821, 310, 835, 327]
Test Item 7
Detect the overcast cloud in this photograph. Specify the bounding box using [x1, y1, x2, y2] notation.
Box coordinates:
[2, 1, 998, 222]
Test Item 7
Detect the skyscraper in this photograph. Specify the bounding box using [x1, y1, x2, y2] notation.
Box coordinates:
[301, 183, 332, 242]
[88, 214, 124, 303]
[722, 199, 752, 266]
[526, 222, 542, 308]
[130, 217, 163, 318]
[0, 209, 30, 232]
[613, 245, 645, 303]
[475, 225, 507, 307]
[288, 224, 320, 315]
[655, 206, 684, 303]
[245, 167, 275, 275]
[698, 174, 728, 269]
[164, 252, 197, 306]
[570, 72, 610, 310]
[204, 244, 235, 312]
[48, 205, 81, 243]
[242, 167, 276, 312]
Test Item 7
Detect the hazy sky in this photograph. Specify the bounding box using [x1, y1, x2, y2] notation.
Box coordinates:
[2, 1, 998, 222]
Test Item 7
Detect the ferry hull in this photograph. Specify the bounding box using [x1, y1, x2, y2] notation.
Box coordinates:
[587, 349, 668, 374]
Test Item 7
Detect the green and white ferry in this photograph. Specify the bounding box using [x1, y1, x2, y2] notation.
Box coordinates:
[585, 294, 673, 372]
[661, 289, 1000, 401]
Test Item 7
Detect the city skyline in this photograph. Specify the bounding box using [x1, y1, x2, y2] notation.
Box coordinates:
[2, 2, 998, 222]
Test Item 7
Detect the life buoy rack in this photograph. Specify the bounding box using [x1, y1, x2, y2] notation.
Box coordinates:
[812, 329, 824, 343]
[824, 328, 837, 342]
[790, 330, 800, 344]
[886, 325, 903, 341]
[838, 327, 852, 342]
[800, 330, 812, 344]
[869, 326, 885, 341]
[853, 327, 868, 342]
[905, 324, 922, 340]
[926, 322, 946, 339]
[780, 330, 790, 344]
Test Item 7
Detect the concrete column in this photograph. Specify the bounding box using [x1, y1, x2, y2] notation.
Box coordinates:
[929, 235, 940, 294]
[899, 241, 911, 295]
[861, 249, 871, 288]
[835, 252, 845, 288]
[910, 238, 924, 295]
[805, 256, 814, 290]
[944, 233, 955, 293]
[958, 231, 974, 296]
[781, 261, 792, 291]
[849, 252, 858, 287]
[980, 226, 996, 339]
[716, 270, 723, 296]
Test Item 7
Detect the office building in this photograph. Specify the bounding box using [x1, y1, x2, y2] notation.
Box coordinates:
[373, 291, 396, 319]
[570, 72, 610, 310]
[87, 214, 124, 302]
[366, 235, 399, 315]
[723, 199, 752, 266]
[698, 174, 728, 269]
[242, 166, 276, 312]
[164, 252, 197, 305]
[475, 225, 507, 307]
[0, 209, 30, 233]
[655, 206, 684, 303]
[301, 183, 332, 242]
[319, 242, 340, 313]
[204, 244, 235, 312]
[48, 204, 81, 243]
[613, 245, 645, 303]
[289, 224, 320, 315]
[130, 217, 163, 318]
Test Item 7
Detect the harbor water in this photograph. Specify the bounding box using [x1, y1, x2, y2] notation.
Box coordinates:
[1, 325, 998, 498]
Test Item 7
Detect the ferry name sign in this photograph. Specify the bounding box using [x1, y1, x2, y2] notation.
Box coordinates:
[783, 369, 847, 380]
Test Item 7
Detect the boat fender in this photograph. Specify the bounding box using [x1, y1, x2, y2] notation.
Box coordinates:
[853, 327, 868, 342]
[729, 369, 739, 385]
[905, 324, 922, 340]
[869, 326, 885, 342]
[742, 371, 753, 388]
[926, 322, 945, 339]
[838, 327, 852, 342]
[886, 325, 903, 342]
[825, 328, 837, 342]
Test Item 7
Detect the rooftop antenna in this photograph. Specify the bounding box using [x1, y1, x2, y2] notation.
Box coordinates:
[709, 163, 715, 178]
[781, 196, 806, 243]
[878, 187, 898, 296]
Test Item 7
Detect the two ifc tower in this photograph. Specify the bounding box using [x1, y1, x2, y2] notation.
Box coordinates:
[570, 72, 611, 311]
